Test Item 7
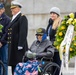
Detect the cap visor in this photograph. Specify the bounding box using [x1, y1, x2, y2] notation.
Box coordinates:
[10, 6, 17, 9]
[36, 33, 43, 35]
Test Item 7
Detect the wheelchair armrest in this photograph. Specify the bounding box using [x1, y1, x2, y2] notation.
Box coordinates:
[41, 57, 53, 62]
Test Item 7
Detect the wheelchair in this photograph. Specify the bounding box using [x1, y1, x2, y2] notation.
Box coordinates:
[0, 60, 6, 75]
[22, 55, 60, 75]
[38, 57, 60, 75]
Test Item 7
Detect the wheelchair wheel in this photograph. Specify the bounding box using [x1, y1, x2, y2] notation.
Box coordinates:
[0, 60, 6, 75]
[42, 62, 60, 75]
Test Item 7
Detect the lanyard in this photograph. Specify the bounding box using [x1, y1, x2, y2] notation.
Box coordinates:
[48, 25, 52, 36]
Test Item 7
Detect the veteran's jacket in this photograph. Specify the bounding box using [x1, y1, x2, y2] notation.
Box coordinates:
[30, 39, 55, 60]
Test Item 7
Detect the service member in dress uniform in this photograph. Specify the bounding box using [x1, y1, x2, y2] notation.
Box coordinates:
[0, 3, 10, 75]
[8, 1, 28, 74]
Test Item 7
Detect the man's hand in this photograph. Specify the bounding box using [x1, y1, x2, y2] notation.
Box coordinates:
[26, 50, 36, 58]
[0, 42, 2, 48]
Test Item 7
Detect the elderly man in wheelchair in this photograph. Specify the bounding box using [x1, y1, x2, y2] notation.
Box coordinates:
[14, 28, 60, 75]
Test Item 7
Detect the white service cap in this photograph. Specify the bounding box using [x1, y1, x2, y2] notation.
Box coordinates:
[10, 0, 22, 9]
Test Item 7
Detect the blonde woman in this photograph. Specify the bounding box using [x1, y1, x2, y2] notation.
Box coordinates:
[46, 7, 62, 44]
[46, 7, 62, 75]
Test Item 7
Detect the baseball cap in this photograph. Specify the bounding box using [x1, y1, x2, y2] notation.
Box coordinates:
[36, 28, 46, 35]
[0, 3, 4, 9]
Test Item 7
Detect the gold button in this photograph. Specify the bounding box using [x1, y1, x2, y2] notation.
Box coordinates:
[8, 33, 9, 35]
[10, 41, 11, 43]
[7, 42, 9, 43]
[8, 29, 10, 30]
[10, 32, 11, 34]
[8, 41, 11, 43]
[10, 28, 12, 30]
[10, 37, 11, 39]
[8, 37, 9, 39]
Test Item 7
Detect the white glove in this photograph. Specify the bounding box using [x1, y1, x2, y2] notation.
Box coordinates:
[18, 46, 23, 50]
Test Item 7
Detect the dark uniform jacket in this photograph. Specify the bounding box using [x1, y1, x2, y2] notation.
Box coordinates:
[30, 39, 55, 60]
[8, 13, 28, 66]
[0, 13, 10, 45]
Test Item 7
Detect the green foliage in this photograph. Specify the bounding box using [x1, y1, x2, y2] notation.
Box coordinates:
[54, 13, 76, 58]
[0, 24, 3, 32]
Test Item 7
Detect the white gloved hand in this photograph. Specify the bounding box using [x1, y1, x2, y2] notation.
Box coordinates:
[18, 46, 23, 50]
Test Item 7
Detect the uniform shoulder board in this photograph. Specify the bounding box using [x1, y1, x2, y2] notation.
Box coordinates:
[21, 14, 25, 16]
